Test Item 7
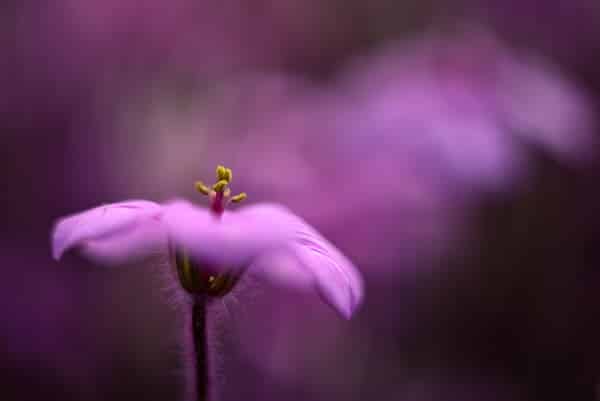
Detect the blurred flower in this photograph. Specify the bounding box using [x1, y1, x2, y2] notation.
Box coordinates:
[68, 28, 597, 400]
[51, 168, 363, 319]
[105, 31, 595, 280]
[223, 30, 596, 275]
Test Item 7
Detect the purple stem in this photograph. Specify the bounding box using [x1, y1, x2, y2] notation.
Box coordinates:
[192, 298, 209, 401]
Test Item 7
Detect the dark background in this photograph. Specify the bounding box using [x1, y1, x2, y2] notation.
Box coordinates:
[2, 1, 600, 400]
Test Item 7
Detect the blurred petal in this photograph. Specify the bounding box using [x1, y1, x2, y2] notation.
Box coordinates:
[287, 228, 363, 318]
[162, 200, 288, 268]
[51, 200, 166, 265]
[163, 201, 363, 317]
[246, 204, 364, 318]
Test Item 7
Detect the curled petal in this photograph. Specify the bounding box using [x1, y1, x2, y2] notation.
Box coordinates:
[51, 200, 166, 265]
[250, 205, 364, 318]
[163, 201, 364, 317]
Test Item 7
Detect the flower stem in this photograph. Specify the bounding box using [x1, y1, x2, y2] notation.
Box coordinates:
[192, 298, 209, 401]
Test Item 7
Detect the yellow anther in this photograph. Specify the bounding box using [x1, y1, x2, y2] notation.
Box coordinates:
[194, 181, 211, 196]
[212, 179, 229, 192]
[216, 165, 227, 181]
[197, 165, 246, 206]
[230, 192, 247, 203]
[216, 165, 233, 182]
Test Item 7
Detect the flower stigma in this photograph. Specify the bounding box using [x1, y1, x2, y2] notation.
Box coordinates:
[175, 165, 247, 296]
[194, 165, 246, 216]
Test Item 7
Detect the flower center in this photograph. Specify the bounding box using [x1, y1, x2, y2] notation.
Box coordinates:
[194, 165, 247, 216]
[174, 165, 247, 296]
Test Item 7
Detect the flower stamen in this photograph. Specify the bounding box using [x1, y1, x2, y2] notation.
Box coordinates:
[194, 165, 247, 216]
[194, 181, 211, 196]
[230, 193, 247, 203]
[212, 180, 229, 192]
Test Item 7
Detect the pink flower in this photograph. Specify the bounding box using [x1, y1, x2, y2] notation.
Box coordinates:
[51, 167, 363, 319]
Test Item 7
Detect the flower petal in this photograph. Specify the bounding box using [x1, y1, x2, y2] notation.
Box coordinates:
[161, 200, 290, 268]
[163, 201, 363, 318]
[51, 200, 166, 265]
[243, 204, 364, 318]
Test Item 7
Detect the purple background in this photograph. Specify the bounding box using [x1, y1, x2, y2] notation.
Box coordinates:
[3, 1, 600, 400]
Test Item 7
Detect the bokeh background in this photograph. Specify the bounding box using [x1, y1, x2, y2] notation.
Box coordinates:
[3, 1, 600, 400]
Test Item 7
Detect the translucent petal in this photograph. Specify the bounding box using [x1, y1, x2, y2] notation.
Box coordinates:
[51, 200, 166, 265]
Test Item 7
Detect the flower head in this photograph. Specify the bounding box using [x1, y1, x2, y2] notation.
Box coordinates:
[51, 166, 363, 318]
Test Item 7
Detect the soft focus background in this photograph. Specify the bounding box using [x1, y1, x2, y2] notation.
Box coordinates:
[3, 1, 600, 400]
